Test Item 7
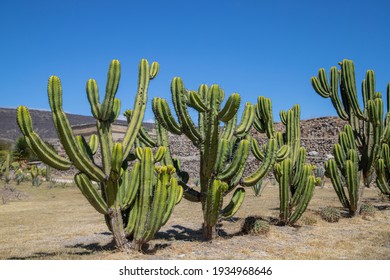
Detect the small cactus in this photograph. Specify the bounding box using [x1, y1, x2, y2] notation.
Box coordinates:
[251, 179, 267, 197]
[320, 206, 341, 223]
[242, 216, 270, 235]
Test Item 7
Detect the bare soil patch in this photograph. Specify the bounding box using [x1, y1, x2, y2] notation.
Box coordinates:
[0, 182, 389, 260]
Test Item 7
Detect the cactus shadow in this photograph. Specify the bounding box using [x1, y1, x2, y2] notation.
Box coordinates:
[66, 240, 117, 253]
[156, 225, 204, 242]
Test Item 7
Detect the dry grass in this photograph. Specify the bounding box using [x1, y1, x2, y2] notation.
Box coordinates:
[0, 181, 389, 260]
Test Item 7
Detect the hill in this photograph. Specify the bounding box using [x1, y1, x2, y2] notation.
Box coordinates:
[0, 108, 129, 142]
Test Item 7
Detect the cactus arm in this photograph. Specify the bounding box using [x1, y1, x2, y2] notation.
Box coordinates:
[291, 147, 306, 187]
[133, 147, 154, 243]
[48, 76, 106, 182]
[291, 164, 311, 205]
[288, 175, 315, 224]
[220, 187, 246, 218]
[218, 139, 249, 182]
[251, 138, 265, 161]
[143, 166, 169, 241]
[171, 77, 201, 143]
[149, 61, 160, 79]
[256, 96, 275, 138]
[346, 151, 359, 214]
[110, 98, 121, 123]
[138, 125, 157, 147]
[161, 177, 182, 226]
[235, 102, 255, 138]
[74, 173, 108, 215]
[86, 79, 101, 119]
[124, 198, 138, 236]
[241, 138, 278, 186]
[278, 159, 292, 224]
[96, 120, 114, 175]
[121, 162, 140, 210]
[122, 59, 153, 158]
[87, 134, 99, 155]
[325, 159, 350, 208]
[154, 146, 168, 162]
[76, 135, 95, 162]
[100, 60, 121, 121]
[152, 98, 182, 135]
[218, 93, 241, 122]
[341, 60, 365, 119]
[187, 90, 207, 112]
[311, 69, 331, 98]
[376, 159, 390, 195]
[16, 106, 72, 170]
[220, 114, 237, 141]
[276, 145, 289, 161]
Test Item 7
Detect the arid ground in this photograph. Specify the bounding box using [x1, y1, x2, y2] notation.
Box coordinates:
[0, 181, 389, 260]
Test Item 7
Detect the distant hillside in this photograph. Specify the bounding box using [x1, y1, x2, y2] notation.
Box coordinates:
[0, 108, 130, 142]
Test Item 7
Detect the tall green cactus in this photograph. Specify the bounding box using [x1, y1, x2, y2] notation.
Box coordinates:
[275, 105, 317, 225]
[16, 59, 181, 251]
[311, 59, 390, 215]
[152, 77, 253, 240]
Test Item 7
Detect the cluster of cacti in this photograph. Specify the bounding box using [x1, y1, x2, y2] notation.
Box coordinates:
[152, 77, 258, 240]
[248, 97, 317, 225]
[16, 58, 183, 251]
[16, 55, 390, 252]
[311, 59, 390, 215]
[320, 206, 341, 223]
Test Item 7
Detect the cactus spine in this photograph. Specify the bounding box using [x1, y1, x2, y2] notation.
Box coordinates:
[311, 59, 390, 215]
[16, 59, 181, 251]
[153, 77, 252, 240]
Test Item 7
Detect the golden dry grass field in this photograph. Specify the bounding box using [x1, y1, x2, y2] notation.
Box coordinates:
[0, 181, 389, 260]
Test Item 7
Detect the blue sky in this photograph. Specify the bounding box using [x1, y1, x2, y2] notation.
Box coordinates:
[1, 0, 390, 122]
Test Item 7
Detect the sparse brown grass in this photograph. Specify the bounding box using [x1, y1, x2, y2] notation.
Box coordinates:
[0, 181, 389, 260]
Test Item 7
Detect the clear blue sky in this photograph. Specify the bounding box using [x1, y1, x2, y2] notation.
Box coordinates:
[1, 0, 390, 122]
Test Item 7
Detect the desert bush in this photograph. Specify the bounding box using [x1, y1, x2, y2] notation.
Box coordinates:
[320, 206, 341, 223]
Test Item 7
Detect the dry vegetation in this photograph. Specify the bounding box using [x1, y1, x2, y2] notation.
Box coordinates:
[0, 181, 389, 260]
